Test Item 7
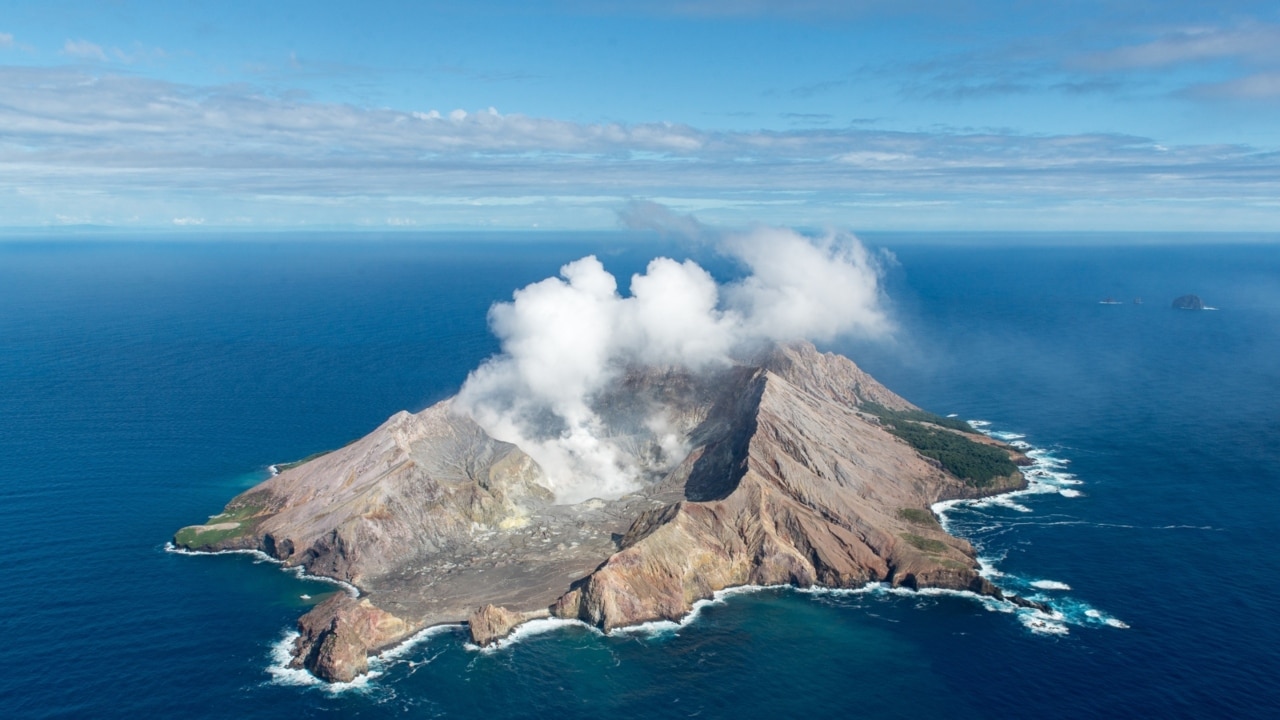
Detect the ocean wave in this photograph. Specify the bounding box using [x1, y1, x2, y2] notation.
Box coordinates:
[375, 624, 464, 664]
[164, 542, 360, 597]
[682, 578, 1131, 637]
[1020, 611, 1070, 636]
[466, 617, 598, 653]
[1029, 580, 1072, 591]
[266, 631, 380, 693]
[252, 419, 1128, 688]
[266, 623, 463, 692]
[802, 580, 1127, 636]
[472, 585, 801, 652]
[927, 421, 1130, 637]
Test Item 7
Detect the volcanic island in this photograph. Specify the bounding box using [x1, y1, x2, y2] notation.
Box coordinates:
[174, 342, 1039, 682]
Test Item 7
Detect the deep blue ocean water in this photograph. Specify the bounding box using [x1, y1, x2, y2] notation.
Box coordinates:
[1, 237, 1277, 718]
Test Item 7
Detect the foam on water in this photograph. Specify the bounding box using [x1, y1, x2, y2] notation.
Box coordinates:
[928, 421, 1128, 637]
[164, 542, 360, 597]
[1029, 580, 1072, 591]
[267, 624, 463, 691]
[266, 631, 381, 693]
[802, 580, 1108, 636]
[373, 624, 463, 664]
[473, 585, 800, 652]
[794, 582, 881, 598]
[664, 584, 792, 629]
[990, 431, 1026, 441]
[1019, 611, 1070, 636]
[229, 417, 1129, 691]
[466, 617, 598, 653]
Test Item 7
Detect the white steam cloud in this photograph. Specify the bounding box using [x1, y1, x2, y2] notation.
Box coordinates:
[455, 210, 890, 503]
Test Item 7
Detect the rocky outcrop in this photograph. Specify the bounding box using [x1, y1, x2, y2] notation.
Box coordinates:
[1172, 294, 1205, 310]
[467, 604, 550, 646]
[551, 355, 994, 630]
[290, 596, 419, 683]
[176, 342, 1028, 682]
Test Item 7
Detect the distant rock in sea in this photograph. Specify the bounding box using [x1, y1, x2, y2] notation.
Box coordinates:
[1172, 294, 1205, 310]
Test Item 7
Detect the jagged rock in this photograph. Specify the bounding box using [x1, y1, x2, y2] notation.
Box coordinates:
[468, 604, 549, 646]
[1172, 294, 1205, 310]
[551, 356, 998, 630]
[290, 596, 418, 683]
[176, 342, 1028, 681]
[1007, 594, 1051, 612]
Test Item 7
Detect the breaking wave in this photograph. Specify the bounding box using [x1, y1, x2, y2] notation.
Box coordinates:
[929, 420, 1128, 636]
[164, 542, 360, 597]
[266, 631, 379, 693]
[266, 624, 463, 693]
[245, 418, 1133, 690]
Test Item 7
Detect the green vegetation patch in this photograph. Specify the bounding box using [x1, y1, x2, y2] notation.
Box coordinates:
[212, 502, 264, 523]
[173, 502, 264, 549]
[273, 435, 363, 473]
[274, 450, 332, 473]
[886, 422, 1018, 487]
[861, 402, 978, 435]
[863, 403, 1016, 487]
[901, 533, 949, 554]
[897, 507, 939, 526]
[174, 523, 246, 548]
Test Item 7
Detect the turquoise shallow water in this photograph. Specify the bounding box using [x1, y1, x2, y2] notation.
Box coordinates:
[1, 237, 1276, 718]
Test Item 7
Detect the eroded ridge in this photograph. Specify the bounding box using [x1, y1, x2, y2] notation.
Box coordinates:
[175, 343, 1030, 682]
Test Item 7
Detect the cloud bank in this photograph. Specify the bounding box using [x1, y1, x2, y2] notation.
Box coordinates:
[2, 65, 1279, 231]
[455, 214, 888, 502]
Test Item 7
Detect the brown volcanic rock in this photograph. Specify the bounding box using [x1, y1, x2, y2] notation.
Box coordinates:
[291, 595, 420, 683]
[553, 349, 990, 629]
[176, 342, 1025, 681]
[467, 604, 550, 646]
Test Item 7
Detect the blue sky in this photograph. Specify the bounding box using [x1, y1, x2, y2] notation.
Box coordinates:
[2, 0, 1279, 231]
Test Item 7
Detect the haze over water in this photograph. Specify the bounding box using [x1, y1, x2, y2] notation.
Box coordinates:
[1, 236, 1277, 718]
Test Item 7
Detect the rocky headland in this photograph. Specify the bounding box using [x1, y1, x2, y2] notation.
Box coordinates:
[174, 342, 1034, 682]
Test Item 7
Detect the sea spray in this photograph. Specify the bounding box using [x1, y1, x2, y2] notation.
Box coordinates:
[929, 421, 1128, 635]
[163, 543, 360, 598]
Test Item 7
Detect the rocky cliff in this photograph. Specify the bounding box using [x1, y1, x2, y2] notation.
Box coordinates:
[175, 342, 1028, 682]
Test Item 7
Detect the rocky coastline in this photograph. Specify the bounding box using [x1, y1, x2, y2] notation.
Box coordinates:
[175, 343, 1038, 683]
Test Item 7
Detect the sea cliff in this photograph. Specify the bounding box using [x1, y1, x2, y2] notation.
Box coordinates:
[175, 343, 1031, 682]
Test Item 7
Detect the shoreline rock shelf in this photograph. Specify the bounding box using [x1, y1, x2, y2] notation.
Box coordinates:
[174, 342, 1033, 683]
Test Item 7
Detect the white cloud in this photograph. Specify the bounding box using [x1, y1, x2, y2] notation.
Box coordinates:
[60, 38, 165, 64]
[172, 217, 205, 225]
[0, 33, 14, 49]
[455, 214, 889, 502]
[1189, 71, 1280, 100]
[1076, 23, 1280, 70]
[571, 0, 912, 20]
[62, 39, 107, 61]
[0, 66, 1278, 230]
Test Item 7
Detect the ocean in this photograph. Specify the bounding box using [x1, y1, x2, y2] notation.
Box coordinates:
[1, 236, 1276, 718]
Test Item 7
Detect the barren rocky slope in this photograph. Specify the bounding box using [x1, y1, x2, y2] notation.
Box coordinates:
[175, 343, 1028, 682]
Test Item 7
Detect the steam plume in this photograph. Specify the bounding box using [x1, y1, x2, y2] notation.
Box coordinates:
[455, 208, 890, 503]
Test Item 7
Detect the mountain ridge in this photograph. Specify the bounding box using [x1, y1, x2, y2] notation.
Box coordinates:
[174, 342, 1029, 682]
